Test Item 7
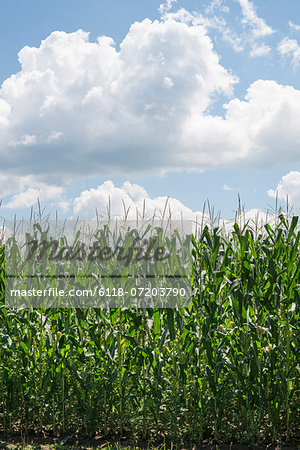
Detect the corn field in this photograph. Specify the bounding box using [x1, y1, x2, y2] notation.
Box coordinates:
[0, 213, 299, 445]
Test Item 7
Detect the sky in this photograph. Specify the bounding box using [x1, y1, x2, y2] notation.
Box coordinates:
[0, 0, 300, 221]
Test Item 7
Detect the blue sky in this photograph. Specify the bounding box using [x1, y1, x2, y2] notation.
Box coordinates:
[0, 0, 300, 220]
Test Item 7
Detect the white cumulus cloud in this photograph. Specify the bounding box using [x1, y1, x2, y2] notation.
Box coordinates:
[72, 180, 281, 234]
[4, 185, 65, 210]
[72, 180, 207, 221]
[0, 21, 237, 182]
[163, 6, 244, 53]
[267, 171, 300, 208]
[0, 175, 70, 211]
[182, 80, 300, 168]
[0, 15, 299, 189]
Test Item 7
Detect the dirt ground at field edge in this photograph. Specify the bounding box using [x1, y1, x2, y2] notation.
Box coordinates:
[0, 432, 299, 450]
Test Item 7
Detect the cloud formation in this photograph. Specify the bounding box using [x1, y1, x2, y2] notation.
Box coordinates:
[159, 0, 177, 15]
[205, 0, 230, 14]
[237, 0, 274, 39]
[161, 7, 244, 53]
[234, 0, 274, 57]
[1, 174, 70, 211]
[4, 185, 64, 210]
[289, 21, 300, 32]
[0, 21, 237, 181]
[249, 43, 271, 57]
[0, 13, 299, 190]
[72, 180, 204, 220]
[267, 171, 300, 208]
[72, 180, 272, 233]
[183, 80, 300, 168]
[278, 37, 300, 67]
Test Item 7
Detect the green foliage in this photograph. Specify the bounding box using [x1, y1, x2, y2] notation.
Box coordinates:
[0, 215, 299, 445]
